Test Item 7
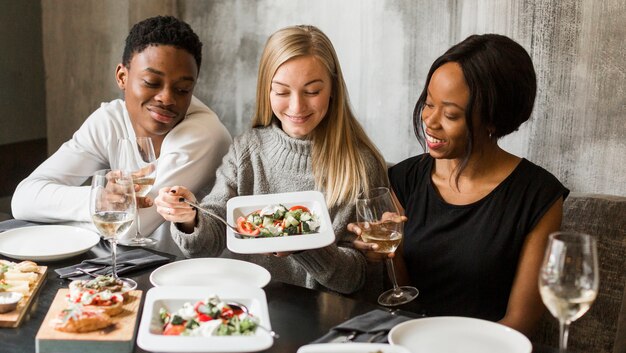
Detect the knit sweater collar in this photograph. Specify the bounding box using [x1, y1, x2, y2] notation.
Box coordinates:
[267, 120, 312, 155]
[259, 121, 312, 173]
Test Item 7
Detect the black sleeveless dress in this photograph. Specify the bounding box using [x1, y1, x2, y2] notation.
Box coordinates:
[389, 154, 569, 321]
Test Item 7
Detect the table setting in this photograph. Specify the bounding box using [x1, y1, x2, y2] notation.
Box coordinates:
[0, 216, 567, 353]
[0, 179, 570, 352]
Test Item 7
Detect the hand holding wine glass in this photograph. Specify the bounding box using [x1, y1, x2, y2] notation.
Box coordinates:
[539, 231, 599, 353]
[356, 187, 419, 306]
[113, 137, 157, 246]
[90, 169, 137, 287]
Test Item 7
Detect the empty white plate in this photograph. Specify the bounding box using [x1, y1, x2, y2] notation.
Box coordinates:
[0, 225, 100, 261]
[298, 343, 411, 353]
[150, 258, 271, 288]
[388, 316, 532, 353]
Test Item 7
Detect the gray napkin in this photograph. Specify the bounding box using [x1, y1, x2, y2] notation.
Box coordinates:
[55, 248, 171, 280]
[0, 219, 41, 233]
[313, 309, 420, 343]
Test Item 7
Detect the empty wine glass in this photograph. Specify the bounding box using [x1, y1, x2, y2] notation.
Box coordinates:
[90, 169, 137, 288]
[356, 187, 419, 306]
[539, 231, 599, 352]
[113, 137, 157, 246]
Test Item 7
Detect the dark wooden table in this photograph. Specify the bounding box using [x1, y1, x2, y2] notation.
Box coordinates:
[0, 223, 558, 353]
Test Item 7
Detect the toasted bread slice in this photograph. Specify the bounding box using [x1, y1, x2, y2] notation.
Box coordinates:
[69, 275, 129, 299]
[84, 299, 124, 317]
[15, 260, 38, 273]
[53, 308, 113, 333]
[67, 288, 125, 316]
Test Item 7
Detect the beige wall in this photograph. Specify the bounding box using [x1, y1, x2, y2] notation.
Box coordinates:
[39, 0, 626, 196]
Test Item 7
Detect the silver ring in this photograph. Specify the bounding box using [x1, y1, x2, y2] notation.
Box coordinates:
[168, 208, 172, 215]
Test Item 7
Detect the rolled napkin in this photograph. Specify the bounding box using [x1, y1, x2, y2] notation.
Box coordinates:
[312, 309, 422, 344]
[55, 248, 171, 280]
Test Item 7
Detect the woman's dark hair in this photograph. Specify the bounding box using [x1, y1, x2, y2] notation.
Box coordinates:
[122, 15, 202, 70]
[413, 33, 536, 180]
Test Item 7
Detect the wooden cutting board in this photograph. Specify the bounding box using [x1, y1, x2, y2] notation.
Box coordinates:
[36, 289, 142, 353]
[0, 265, 47, 328]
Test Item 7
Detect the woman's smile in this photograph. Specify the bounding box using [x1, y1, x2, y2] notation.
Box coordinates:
[426, 132, 447, 149]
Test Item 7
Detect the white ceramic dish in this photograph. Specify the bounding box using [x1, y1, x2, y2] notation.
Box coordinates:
[388, 316, 532, 353]
[297, 343, 411, 353]
[150, 258, 271, 288]
[137, 285, 273, 352]
[226, 191, 334, 254]
[0, 225, 100, 261]
[0, 292, 23, 313]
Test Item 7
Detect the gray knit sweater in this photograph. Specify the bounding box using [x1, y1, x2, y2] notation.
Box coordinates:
[171, 122, 387, 295]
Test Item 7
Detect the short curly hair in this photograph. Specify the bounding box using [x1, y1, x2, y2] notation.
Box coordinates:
[122, 15, 202, 70]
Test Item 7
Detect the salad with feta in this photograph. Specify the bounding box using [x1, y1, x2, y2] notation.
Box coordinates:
[158, 296, 258, 336]
[235, 204, 321, 237]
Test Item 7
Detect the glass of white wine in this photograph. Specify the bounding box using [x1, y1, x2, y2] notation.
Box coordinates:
[113, 137, 157, 246]
[356, 187, 419, 306]
[90, 169, 137, 287]
[539, 231, 599, 353]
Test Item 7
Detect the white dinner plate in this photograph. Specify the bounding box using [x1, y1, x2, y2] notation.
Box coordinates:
[0, 225, 100, 261]
[297, 343, 411, 353]
[226, 191, 335, 254]
[388, 316, 532, 353]
[137, 285, 273, 352]
[150, 258, 271, 288]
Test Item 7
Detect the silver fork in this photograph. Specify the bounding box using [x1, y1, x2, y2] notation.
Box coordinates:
[343, 331, 358, 342]
[367, 331, 386, 343]
[226, 301, 279, 338]
[59, 266, 103, 279]
[77, 267, 103, 278]
[329, 330, 357, 343]
[179, 198, 254, 237]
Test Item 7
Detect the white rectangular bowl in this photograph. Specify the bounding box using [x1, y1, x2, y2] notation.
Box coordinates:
[226, 191, 334, 254]
[136, 285, 273, 352]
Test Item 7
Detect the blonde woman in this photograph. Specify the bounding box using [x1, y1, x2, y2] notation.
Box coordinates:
[155, 25, 387, 295]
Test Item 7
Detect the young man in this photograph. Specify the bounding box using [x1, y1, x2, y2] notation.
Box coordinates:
[11, 16, 232, 254]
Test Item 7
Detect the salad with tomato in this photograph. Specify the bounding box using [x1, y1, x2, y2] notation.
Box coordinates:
[235, 204, 320, 237]
[159, 296, 258, 336]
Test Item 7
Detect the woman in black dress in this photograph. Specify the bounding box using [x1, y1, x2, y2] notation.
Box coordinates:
[350, 34, 569, 337]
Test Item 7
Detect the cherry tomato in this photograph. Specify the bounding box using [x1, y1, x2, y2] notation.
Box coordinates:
[289, 205, 310, 213]
[193, 301, 213, 322]
[236, 216, 260, 236]
[163, 323, 186, 335]
[221, 306, 234, 319]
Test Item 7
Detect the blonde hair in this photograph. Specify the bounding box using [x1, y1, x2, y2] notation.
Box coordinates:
[252, 25, 387, 207]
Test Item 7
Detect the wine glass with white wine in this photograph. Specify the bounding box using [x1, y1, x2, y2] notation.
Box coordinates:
[90, 169, 137, 287]
[356, 187, 419, 306]
[113, 137, 157, 246]
[539, 231, 599, 353]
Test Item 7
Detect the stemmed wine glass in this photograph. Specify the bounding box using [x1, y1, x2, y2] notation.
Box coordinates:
[539, 231, 599, 352]
[113, 137, 157, 246]
[90, 169, 137, 287]
[356, 187, 419, 306]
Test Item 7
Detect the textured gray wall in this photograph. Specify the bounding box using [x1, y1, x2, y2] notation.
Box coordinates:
[0, 0, 45, 144]
[40, 0, 625, 196]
